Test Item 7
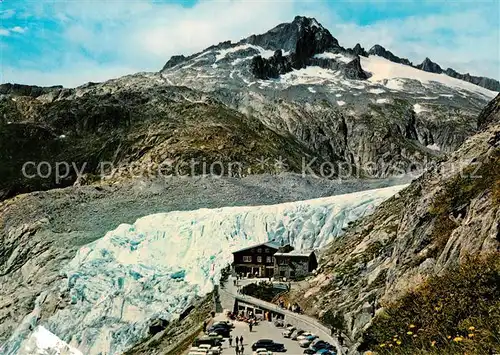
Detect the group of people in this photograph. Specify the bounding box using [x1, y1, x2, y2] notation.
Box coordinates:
[277, 300, 302, 314]
[228, 335, 245, 354]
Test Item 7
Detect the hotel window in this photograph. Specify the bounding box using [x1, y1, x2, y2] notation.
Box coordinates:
[243, 256, 252, 263]
[257, 248, 262, 253]
[266, 256, 272, 263]
[265, 248, 270, 253]
[279, 258, 287, 265]
[257, 256, 262, 263]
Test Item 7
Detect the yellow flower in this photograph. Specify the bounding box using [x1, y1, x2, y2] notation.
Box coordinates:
[409, 324, 416, 329]
[453, 336, 464, 342]
[468, 326, 475, 331]
[389, 344, 393, 347]
[431, 341, 436, 347]
[379, 343, 386, 347]
[468, 333, 475, 338]
[396, 340, 402, 345]
[407, 331, 413, 335]
[447, 335, 452, 339]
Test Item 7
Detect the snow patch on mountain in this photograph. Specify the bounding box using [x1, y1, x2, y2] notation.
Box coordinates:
[314, 52, 352, 63]
[8, 185, 406, 354]
[360, 55, 497, 98]
[413, 103, 427, 114]
[215, 44, 275, 62]
[279, 66, 340, 86]
[17, 326, 83, 355]
[369, 88, 386, 94]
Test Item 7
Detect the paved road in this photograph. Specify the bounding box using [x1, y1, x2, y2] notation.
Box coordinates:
[220, 277, 343, 355]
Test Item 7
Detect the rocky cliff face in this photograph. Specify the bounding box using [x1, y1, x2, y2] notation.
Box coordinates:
[291, 94, 500, 352]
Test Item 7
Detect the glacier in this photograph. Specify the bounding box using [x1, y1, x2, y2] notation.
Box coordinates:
[3, 184, 407, 355]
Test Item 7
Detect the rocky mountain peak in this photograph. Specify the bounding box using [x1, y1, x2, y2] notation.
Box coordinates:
[368, 44, 413, 66]
[417, 57, 443, 74]
[243, 16, 339, 54]
[351, 43, 367, 56]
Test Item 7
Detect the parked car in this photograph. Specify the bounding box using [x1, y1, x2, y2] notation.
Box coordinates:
[211, 322, 232, 331]
[282, 326, 296, 337]
[315, 349, 336, 355]
[302, 341, 335, 354]
[253, 348, 273, 355]
[274, 319, 285, 327]
[193, 336, 223, 347]
[207, 326, 230, 337]
[296, 332, 316, 341]
[299, 335, 318, 348]
[291, 329, 305, 340]
[213, 320, 234, 329]
[251, 339, 286, 352]
[197, 344, 221, 355]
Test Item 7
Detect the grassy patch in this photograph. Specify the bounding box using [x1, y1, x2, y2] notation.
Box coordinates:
[361, 254, 500, 354]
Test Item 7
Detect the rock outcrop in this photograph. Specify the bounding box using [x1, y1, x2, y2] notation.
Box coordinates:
[368, 44, 413, 66]
[349, 43, 368, 57]
[445, 67, 500, 91]
[292, 94, 500, 350]
[416, 57, 443, 73]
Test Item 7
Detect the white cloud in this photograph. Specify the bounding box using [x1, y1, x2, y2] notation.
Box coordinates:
[0, 28, 10, 36]
[11, 26, 27, 34]
[0, 9, 15, 20]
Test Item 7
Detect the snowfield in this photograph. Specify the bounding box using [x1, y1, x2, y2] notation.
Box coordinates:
[4, 185, 407, 354]
[360, 55, 498, 98]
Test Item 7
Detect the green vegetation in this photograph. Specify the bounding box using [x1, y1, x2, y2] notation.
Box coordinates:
[361, 254, 500, 354]
[241, 281, 283, 302]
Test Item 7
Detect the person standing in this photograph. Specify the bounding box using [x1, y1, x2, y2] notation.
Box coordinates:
[235, 335, 239, 347]
[234, 344, 239, 355]
[229, 335, 233, 347]
[239, 335, 243, 345]
[240, 344, 245, 354]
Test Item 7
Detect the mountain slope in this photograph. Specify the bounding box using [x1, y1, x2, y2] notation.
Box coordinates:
[0, 82, 328, 201]
[291, 94, 500, 352]
[159, 16, 497, 183]
[1, 17, 497, 201]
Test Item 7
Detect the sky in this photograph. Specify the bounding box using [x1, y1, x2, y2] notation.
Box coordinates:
[1, 0, 499, 88]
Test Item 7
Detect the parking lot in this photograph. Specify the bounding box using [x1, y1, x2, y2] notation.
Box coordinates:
[215, 315, 304, 355]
